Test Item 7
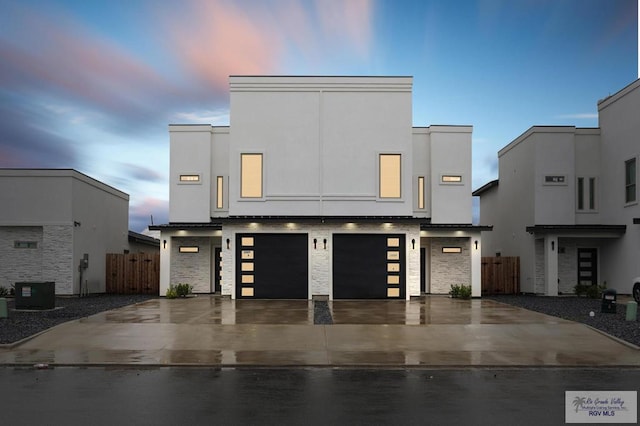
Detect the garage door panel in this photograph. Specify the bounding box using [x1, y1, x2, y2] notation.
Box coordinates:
[333, 234, 405, 299]
[237, 233, 308, 299]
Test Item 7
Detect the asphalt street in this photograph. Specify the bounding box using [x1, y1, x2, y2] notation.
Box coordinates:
[2, 367, 639, 425]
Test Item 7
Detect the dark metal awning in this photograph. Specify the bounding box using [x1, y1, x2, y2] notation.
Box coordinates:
[148, 222, 223, 231]
[525, 224, 626, 238]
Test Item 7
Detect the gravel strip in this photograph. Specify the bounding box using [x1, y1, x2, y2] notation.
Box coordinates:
[313, 300, 333, 324]
[488, 295, 640, 347]
[0, 295, 155, 344]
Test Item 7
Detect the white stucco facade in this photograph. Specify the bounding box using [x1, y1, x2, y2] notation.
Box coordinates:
[0, 169, 130, 295]
[155, 76, 484, 300]
[475, 79, 640, 295]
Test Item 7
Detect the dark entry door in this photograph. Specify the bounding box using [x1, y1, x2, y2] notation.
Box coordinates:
[214, 247, 222, 293]
[577, 248, 598, 287]
[236, 233, 308, 299]
[333, 234, 405, 299]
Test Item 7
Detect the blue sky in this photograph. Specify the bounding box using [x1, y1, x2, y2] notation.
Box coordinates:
[0, 0, 637, 231]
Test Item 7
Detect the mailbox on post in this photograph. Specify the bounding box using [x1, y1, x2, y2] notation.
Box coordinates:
[601, 289, 617, 314]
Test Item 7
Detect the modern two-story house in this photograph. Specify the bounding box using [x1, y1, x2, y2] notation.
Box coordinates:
[474, 79, 640, 295]
[153, 76, 487, 299]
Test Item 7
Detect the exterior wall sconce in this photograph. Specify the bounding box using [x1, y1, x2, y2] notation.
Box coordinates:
[323, 238, 327, 250]
[313, 238, 317, 249]
[411, 239, 415, 249]
[226, 238, 230, 250]
[163, 240, 167, 249]
[474, 240, 478, 250]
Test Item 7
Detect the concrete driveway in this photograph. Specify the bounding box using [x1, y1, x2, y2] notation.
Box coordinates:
[0, 296, 638, 367]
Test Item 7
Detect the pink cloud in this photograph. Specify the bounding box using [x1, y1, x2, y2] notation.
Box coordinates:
[164, 1, 284, 92]
[0, 7, 178, 122]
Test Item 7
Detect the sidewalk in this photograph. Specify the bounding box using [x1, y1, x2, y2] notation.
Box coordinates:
[0, 296, 638, 367]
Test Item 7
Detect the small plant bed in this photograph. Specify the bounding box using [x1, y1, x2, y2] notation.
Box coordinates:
[166, 283, 193, 299]
[449, 284, 472, 299]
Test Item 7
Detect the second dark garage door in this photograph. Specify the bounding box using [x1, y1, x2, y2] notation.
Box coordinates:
[236, 233, 308, 299]
[333, 234, 405, 299]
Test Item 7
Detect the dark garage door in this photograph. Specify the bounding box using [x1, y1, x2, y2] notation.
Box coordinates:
[333, 234, 405, 299]
[236, 233, 308, 299]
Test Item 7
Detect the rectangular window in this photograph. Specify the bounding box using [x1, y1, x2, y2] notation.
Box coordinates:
[589, 177, 596, 210]
[179, 246, 199, 253]
[179, 174, 200, 182]
[417, 176, 425, 209]
[379, 154, 401, 198]
[216, 176, 224, 209]
[14, 241, 37, 249]
[577, 177, 584, 210]
[625, 158, 636, 203]
[442, 247, 462, 253]
[241, 154, 263, 198]
[441, 175, 462, 183]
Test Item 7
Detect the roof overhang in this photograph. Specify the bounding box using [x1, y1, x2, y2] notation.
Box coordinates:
[149, 222, 223, 231]
[127, 231, 160, 247]
[525, 224, 626, 238]
[420, 223, 493, 231]
[472, 179, 499, 196]
[219, 216, 427, 224]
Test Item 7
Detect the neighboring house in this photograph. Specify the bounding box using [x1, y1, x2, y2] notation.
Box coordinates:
[127, 231, 160, 254]
[152, 76, 487, 299]
[0, 169, 130, 295]
[474, 79, 640, 295]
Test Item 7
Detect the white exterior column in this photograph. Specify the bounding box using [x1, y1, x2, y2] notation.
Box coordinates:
[159, 231, 172, 296]
[544, 234, 559, 296]
[470, 233, 482, 297]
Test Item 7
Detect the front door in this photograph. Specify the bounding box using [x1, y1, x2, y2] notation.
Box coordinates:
[214, 247, 222, 293]
[577, 248, 598, 287]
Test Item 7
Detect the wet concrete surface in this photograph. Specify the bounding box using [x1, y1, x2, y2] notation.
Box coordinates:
[1, 367, 638, 425]
[0, 296, 638, 367]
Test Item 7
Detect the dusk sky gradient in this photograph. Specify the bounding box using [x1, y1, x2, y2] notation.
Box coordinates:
[0, 0, 637, 232]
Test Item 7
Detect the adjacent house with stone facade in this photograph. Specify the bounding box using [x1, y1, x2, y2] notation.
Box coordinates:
[152, 76, 487, 299]
[473, 78, 640, 296]
[0, 169, 130, 295]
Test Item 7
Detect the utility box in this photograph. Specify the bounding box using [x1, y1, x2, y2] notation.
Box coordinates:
[15, 282, 55, 310]
[601, 289, 617, 314]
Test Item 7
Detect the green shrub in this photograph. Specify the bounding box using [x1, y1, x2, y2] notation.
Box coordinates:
[166, 285, 178, 299]
[450, 284, 471, 299]
[175, 283, 193, 298]
[0, 286, 8, 297]
[574, 283, 606, 299]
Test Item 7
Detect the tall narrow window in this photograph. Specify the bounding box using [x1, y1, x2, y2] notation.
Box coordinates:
[379, 154, 401, 198]
[577, 177, 584, 210]
[625, 158, 636, 203]
[588, 177, 596, 210]
[241, 154, 263, 198]
[216, 176, 224, 209]
[417, 176, 425, 209]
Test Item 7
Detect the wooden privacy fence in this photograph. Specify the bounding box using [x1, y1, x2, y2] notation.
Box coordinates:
[481, 256, 520, 295]
[106, 253, 159, 294]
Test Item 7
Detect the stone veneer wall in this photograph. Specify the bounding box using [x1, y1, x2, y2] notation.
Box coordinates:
[171, 236, 212, 293]
[0, 226, 74, 294]
[42, 225, 74, 294]
[221, 222, 421, 298]
[0, 226, 44, 290]
[535, 239, 545, 294]
[429, 237, 470, 294]
[558, 240, 577, 294]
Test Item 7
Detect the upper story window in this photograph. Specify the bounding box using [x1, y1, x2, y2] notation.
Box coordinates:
[441, 175, 462, 184]
[577, 177, 596, 211]
[216, 176, 224, 209]
[179, 174, 200, 183]
[241, 153, 263, 198]
[625, 158, 636, 204]
[379, 154, 401, 198]
[417, 176, 425, 209]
